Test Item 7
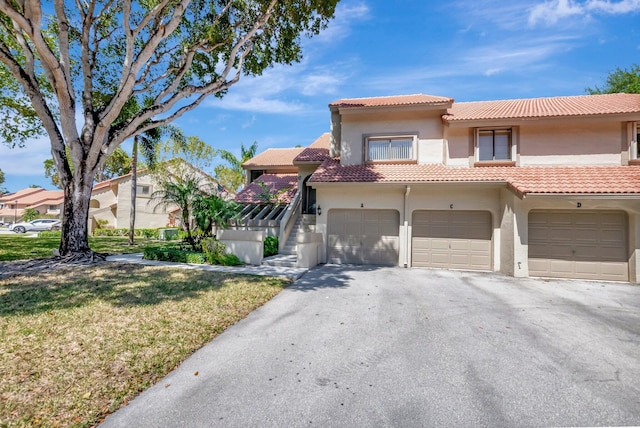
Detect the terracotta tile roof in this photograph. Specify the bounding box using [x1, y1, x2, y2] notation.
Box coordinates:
[0, 188, 64, 206]
[243, 148, 305, 168]
[309, 159, 640, 195]
[443, 93, 640, 122]
[0, 187, 46, 202]
[234, 174, 298, 204]
[294, 133, 332, 163]
[308, 132, 331, 149]
[329, 94, 454, 109]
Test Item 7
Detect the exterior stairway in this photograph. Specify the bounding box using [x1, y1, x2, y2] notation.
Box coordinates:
[262, 214, 316, 268]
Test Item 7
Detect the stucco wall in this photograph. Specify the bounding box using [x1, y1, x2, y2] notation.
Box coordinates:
[446, 117, 625, 167]
[518, 119, 621, 165]
[116, 174, 171, 228]
[505, 194, 640, 282]
[339, 110, 445, 165]
[314, 182, 640, 282]
[314, 183, 503, 269]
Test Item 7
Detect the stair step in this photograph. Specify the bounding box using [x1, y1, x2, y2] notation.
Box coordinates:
[262, 254, 297, 267]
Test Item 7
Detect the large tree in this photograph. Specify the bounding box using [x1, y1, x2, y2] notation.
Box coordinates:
[587, 64, 640, 94]
[0, 0, 338, 259]
[0, 167, 6, 194]
[44, 147, 133, 188]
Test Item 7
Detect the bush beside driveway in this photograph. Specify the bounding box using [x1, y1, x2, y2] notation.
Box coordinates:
[102, 266, 640, 428]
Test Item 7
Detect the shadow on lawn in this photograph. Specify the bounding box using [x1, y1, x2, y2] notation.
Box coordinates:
[0, 263, 285, 316]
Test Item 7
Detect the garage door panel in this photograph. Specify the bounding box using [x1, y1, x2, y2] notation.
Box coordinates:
[529, 210, 628, 281]
[328, 209, 399, 266]
[412, 211, 492, 270]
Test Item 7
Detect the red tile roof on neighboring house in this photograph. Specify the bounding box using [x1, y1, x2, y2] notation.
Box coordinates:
[243, 148, 305, 168]
[294, 133, 332, 163]
[234, 174, 298, 204]
[309, 159, 640, 196]
[0, 188, 64, 207]
[443, 93, 640, 122]
[329, 94, 454, 109]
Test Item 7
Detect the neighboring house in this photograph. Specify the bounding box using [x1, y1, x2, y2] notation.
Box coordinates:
[239, 93, 640, 283]
[238, 134, 330, 210]
[89, 159, 216, 232]
[0, 188, 64, 223]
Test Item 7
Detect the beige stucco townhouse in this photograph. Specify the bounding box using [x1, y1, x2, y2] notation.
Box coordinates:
[238, 93, 640, 282]
[89, 159, 217, 233]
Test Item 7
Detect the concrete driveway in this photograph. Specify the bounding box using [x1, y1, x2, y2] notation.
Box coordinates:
[101, 266, 640, 427]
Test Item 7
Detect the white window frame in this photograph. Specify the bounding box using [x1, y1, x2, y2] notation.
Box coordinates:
[635, 122, 639, 159]
[475, 128, 513, 162]
[136, 185, 152, 197]
[365, 134, 417, 162]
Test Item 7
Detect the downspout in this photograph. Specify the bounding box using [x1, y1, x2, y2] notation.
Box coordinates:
[404, 185, 411, 268]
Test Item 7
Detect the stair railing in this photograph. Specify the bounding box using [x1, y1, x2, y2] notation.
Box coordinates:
[278, 190, 301, 253]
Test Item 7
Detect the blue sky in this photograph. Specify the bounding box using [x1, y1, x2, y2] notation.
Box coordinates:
[1, 0, 639, 192]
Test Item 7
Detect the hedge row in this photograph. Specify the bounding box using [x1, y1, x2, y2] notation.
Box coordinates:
[93, 228, 162, 238]
[143, 240, 243, 266]
[143, 247, 206, 264]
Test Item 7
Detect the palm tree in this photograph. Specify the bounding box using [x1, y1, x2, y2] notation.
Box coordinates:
[214, 141, 258, 193]
[150, 173, 204, 251]
[128, 125, 184, 245]
[193, 193, 242, 236]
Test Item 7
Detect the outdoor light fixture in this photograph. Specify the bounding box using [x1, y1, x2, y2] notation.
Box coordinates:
[317, 205, 322, 216]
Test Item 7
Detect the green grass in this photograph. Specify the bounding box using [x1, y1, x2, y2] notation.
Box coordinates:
[0, 235, 175, 261]
[0, 264, 290, 427]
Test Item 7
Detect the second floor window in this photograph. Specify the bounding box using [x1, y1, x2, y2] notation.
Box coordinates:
[367, 136, 414, 161]
[478, 129, 511, 161]
[137, 185, 151, 196]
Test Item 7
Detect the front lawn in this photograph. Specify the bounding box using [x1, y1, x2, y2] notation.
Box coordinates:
[0, 235, 173, 261]
[0, 264, 290, 427]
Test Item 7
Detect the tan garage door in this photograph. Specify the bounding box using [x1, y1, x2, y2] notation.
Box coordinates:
[411, 211, 492, 270]
[528, 210, 628, 281]
[327, 209, 400, 265]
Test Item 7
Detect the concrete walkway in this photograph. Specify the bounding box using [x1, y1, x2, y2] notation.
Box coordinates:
[105, 253, 309, 279]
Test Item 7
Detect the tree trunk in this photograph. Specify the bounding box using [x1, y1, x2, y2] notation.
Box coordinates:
[59, 162, 97, 258]
[129, 137, 138, 246]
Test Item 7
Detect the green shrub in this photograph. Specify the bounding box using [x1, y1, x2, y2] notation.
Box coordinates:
[219, 253, 244, 266]
[38, 230, 62, 238]
[143, 247, 205, 264]
[94, 228, 159, 238]
[96, 219, 110, 229]
[201, 238, 244, 266]
[264, 236, 278, 257]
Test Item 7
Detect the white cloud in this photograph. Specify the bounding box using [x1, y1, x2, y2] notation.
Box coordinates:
[587, 0, 640, 13]
[0, 136, 51, 178]
[206, 59, 349, 114]
[361, 34, 577, 93]
[314, 1, 370, 42]
[529, 0, 584, 25]
[529, 0, 640, 25]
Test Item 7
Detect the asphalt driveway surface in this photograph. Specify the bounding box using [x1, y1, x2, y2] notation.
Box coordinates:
[101, 266, 640, 427]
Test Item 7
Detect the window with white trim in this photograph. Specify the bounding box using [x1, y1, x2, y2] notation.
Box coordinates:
[366, 136, 415, 161]
[137, 185, 151, 196]
[477, 129, 512, 162]
[636, 122, 640, 158]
